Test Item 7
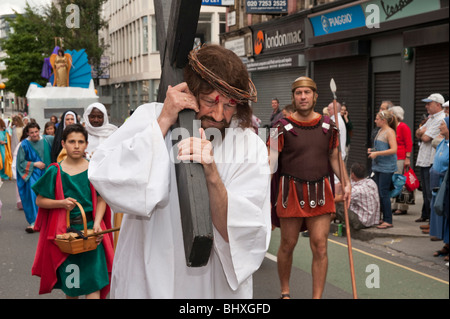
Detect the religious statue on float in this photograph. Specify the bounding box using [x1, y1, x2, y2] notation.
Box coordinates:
[50, 48, 72, 87]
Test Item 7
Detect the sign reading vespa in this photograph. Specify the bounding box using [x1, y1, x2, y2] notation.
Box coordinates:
[253, 21, 304, 56]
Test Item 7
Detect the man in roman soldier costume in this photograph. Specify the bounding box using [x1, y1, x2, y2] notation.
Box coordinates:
[269, 76, 351, 299]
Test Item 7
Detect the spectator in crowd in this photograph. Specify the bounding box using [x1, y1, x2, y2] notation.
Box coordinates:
[369, 110, 398, 229]
[443, 100, 448, 117]
[390, 106, 413, 215]
[270, 98, 283, 127]
[371, 101, 394, 146]
[340, 103, 353, 164]
[335, 162, 380, 229]
[415, 94, 446, 223]
[327, 101, 347, 161]
[282, 104, 295, 118]
[429, 117, 449, 259]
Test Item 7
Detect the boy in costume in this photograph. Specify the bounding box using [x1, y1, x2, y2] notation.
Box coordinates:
[32, 124, 114, 299]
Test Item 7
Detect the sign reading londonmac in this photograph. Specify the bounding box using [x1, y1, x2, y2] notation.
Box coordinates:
[246, 0, 288, 14]
[253, 19, 303, 56]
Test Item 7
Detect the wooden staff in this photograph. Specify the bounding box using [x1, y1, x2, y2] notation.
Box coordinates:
[330, 78, 358, 299]
[86, 227, 121, 238]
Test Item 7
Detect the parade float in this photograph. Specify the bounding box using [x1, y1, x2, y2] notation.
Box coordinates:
[26, 46, 98, 125]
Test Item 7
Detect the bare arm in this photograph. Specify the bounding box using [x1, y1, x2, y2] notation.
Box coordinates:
[416, 126, 432, 143]
[93, 196, 107, 233]
[329, 147, 351, 207]
[36, 194, 77, 211]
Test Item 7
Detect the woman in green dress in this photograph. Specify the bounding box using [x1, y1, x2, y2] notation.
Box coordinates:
[32, 124, 113, 299]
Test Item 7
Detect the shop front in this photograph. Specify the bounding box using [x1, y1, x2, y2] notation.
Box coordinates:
[247, 12, 307, 127]
[306, 0, 449, 169]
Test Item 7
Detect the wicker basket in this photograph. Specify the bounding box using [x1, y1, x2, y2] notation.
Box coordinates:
[54, 201, 98, 254]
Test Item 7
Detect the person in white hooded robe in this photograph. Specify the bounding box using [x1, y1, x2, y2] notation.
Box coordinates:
[82, 103, 118, 160]
[88, 44, 271, 299]
[83, 103, 120, 245]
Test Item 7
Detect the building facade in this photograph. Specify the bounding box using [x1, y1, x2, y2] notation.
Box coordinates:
[0, 13, 16, 115]
[221, 0, 333, 127]
[221, 0, 449, 170]
[305, 0, 449, 169]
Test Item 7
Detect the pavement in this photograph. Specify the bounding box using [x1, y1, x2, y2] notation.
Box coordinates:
[330, 189, 432, 241]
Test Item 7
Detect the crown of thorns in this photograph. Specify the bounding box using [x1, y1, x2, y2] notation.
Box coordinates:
[188, 45, 258, 103]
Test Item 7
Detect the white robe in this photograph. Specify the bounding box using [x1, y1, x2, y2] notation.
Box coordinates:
[88, 103, 271, 299]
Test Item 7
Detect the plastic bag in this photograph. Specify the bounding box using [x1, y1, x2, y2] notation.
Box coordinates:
[390, 173, 406, 198]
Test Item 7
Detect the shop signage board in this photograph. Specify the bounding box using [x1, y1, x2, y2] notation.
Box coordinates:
[309, 0, 442, 37]
[246, 0, 288, 14]
[224, 37, 246, 57]
[309, 5, 366, 37]
[360, 0, 441, 22]
[246, 54, 300, 72]
[201, 0, 235, 5]
[252, 17, 304, 56]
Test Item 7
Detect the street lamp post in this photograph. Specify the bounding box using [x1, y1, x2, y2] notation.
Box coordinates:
[0, 82, 5, 118]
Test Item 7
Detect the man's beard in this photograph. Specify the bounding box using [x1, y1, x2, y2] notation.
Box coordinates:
[199, 115, 231, 138]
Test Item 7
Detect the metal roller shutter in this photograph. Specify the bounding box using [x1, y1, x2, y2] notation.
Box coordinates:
[313, 56, 370, 169]
[374, 71, 401, 109]
[413, 43, 449, 177]
[251, 67, 306, 128]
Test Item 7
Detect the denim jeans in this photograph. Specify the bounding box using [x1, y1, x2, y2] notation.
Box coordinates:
[419, 166, 431, 220]
[373, 171, 394, 224]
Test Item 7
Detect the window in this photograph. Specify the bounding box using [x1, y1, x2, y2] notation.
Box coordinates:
[196, 13, 212, 44]
[219, 12, 226, 34]
[152, 79, 160, 102]
[141, 80, 149, 103]
[151, 15, 159, 52]
[142, 16, 148, 54]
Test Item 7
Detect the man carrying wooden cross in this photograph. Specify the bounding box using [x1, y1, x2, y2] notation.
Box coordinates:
[88, 44, 271, 298]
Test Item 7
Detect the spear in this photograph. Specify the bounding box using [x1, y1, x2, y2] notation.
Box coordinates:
[330, 78, 358, 299]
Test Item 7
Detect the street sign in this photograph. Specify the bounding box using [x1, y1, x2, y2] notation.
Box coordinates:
[201, 0, 234, 6]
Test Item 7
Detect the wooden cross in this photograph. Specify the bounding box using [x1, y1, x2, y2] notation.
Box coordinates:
[154, 0, 213, 267]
